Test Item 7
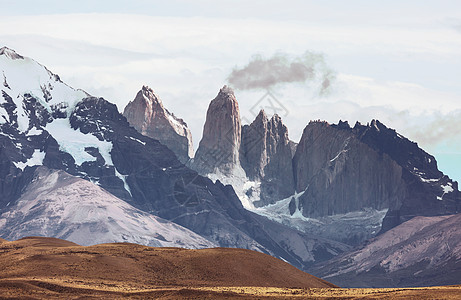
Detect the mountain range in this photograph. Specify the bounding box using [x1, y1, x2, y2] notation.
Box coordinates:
[0, 46, 460, 288]
[0, 47, 348, 272]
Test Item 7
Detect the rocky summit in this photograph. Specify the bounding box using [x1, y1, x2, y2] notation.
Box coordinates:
[241, 110, 295, 207]
[190, 86, 298, 208]
[123, 86, 193, 164]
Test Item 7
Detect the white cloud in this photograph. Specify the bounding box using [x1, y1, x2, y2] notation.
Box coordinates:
[1, 11, 460, 181]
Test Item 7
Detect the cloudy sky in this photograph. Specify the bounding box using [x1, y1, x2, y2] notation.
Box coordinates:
[1, 0, 460, 182]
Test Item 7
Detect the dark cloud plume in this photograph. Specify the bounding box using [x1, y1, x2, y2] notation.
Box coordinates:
[228, 51, 335, 95]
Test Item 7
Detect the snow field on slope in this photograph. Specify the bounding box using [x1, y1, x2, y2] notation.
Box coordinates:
[14, 149, 46, 170]
[45, 118, 113, 166]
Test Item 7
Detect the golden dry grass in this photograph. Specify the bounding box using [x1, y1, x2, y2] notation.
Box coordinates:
[0, 279, 460, 299]
[0, 237, 459, 299]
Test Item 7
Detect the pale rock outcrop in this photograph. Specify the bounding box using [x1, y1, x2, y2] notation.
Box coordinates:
[123, 86, 193, 164]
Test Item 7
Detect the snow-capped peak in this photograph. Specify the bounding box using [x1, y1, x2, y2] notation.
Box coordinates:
[0, 47, 87, 128]
[0, 48, 119, 179]
[0, 47, 24, 60]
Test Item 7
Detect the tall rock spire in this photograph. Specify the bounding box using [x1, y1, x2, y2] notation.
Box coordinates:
[123, 86, 193, 164]
[192, 85, 242, 175]
[241, 110, 295, 206]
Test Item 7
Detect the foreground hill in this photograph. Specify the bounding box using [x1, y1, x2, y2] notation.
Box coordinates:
[0, 236, 334, 288]
[0, 236, 334, 298]
[1, 237, 460, 299]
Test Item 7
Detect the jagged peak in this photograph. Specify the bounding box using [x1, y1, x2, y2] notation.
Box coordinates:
[219, 85, 235, 96]
[141, 85, 153, 94]
[0, 46, 24, 60]
[369, 119, 391, 132]
[271, 113, 283, 123]
[209, 85, 239, 112]
[140, 85, 158, 99]
[308, 120, 330, 126]
[353, 121, 362, 129]
[336, 120, 350, 129]
[370, 119, 380, 130]
[133, 85, 163, 108]
[254, 109, 268, 122]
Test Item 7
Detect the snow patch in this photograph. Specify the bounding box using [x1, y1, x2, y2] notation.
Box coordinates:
[115, 168, 132, 196]
[45, 119, 113, 166]
[127, 136, 146, 145]
[206, 165, 257, 210]
[438, 183, 454, 200]
[412, 167, 440, 183]
[252, 191, 307, 224]
[14, 149, 45, 170]
[252, 191, 388, 245]
[26, 127, 43, 136]
[14, 95, 29, 132]
[420, 177, 439, 183]
[442, 183, 454, 193]
[330, 150, 347, 162]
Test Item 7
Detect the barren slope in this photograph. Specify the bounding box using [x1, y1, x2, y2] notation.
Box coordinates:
[0, 237, 334, 289]
[310, 213, 461, 287]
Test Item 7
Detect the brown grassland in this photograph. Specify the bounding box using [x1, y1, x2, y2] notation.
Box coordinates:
[0, 237, 460, 299]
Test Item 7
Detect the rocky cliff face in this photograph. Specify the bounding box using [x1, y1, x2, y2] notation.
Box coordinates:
[293, 120, 404, 218]
[353, 120, 459, 231]
[192, 85, 242, 176]
[293, 120, 460, 232]
[123, 86, 193, 164]
[241, 110, 295, 206]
